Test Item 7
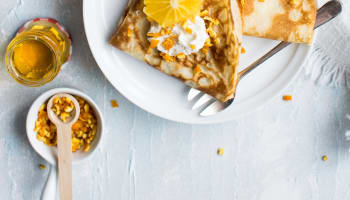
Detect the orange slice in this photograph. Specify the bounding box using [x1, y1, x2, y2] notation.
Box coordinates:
[144, 0, 202, 27]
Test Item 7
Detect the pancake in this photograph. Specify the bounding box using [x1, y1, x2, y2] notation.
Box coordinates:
[241, 0, 317, 44]
[110, 0, 243, 102]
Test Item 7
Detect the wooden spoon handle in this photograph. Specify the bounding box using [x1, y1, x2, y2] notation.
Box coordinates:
[57, 125, 72, 200]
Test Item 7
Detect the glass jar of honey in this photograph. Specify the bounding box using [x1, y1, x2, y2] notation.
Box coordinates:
[5, 18, 72, 87]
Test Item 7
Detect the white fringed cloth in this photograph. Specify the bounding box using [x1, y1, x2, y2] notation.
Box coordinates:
[304, 0, 350, 87]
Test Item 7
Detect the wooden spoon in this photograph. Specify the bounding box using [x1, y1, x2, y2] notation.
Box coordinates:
[47, 93, 80, 200]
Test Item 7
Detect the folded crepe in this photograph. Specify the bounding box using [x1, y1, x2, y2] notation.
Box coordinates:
[110, 0, 243, 102]
[241, 0, 317, 44]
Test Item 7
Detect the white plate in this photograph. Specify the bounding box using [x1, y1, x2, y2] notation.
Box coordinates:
[83, 0, 312, 124]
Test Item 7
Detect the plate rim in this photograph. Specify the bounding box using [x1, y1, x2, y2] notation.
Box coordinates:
[82, 0, 313, 124]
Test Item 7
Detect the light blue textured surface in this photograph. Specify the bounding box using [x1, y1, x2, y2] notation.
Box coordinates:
[1, 0, 350, 200]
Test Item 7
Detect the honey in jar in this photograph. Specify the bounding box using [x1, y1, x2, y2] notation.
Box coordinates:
[12, 40, 54, 80]
[5, 18, 72, 87]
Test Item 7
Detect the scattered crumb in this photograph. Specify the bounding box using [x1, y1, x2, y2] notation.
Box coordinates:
[322, 155, 328, 161]
[217, 148, 224, 156]
[283, 95, 292, 101]
[39, 164, 46, 170]
[241, 47, 246, 54]
[111, 100, 119, 108]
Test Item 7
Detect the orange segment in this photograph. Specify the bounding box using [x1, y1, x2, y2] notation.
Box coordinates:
[144, 0, 202, 27]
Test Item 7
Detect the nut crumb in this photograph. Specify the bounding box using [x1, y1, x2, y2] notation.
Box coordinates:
[283, 95, 292, 101]
[322, 155, 328, 161]
[51, 96, 75, 122]
[111, 100, 119, 108]
[217, 148, 224, 156]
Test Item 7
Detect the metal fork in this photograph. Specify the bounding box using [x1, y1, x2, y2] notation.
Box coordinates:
[188, 0, 342, 116]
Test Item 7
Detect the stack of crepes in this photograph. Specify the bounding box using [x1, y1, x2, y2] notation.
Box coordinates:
[110, 0, 317, 102]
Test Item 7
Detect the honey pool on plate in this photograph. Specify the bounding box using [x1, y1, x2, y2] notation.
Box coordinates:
[5, 18, 72, 87]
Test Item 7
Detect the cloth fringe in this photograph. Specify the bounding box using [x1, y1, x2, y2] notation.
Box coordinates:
[304, 0, 350, 88]
[304, 43, 350, 88]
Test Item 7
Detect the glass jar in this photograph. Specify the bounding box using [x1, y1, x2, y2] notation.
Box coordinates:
[5, 18, 72, 87]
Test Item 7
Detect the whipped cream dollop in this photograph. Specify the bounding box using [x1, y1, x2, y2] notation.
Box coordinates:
[147, 16, 209, 56]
